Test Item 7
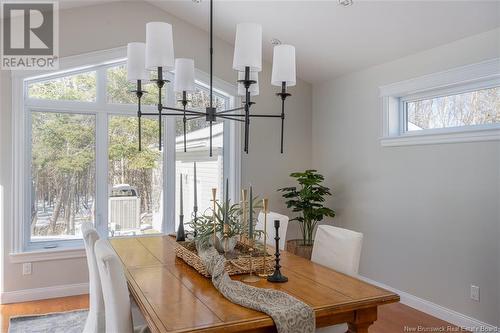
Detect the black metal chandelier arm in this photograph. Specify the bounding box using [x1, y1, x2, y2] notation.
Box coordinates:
[213, 113, 282, 118]
[186, 115, 205, 120]
[161, 106, 206, 116]
[217, 115, 245, 122]
[215, 106, 245, 115]
[248, 114, 283, 118]
[140, 112, 183, 116]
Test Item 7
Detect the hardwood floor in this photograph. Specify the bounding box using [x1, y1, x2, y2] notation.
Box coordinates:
[0, 295, 466, 333]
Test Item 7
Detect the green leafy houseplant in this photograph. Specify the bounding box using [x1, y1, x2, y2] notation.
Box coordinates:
[278, 170, 335, 246]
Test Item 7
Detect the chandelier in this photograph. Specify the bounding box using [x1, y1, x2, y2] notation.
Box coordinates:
[126, 0, 296, 156]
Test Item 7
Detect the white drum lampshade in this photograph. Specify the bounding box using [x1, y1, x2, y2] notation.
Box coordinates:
[126, 42, 149, 82]
[174, 58, 195, 93]
[232, 23, 262, 72]
[237, 71, 259, 96]
[271, 44, 296, 87]
[145, 22, 175, 70]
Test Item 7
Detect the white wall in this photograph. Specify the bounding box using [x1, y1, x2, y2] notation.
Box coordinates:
[312, 28, 500, 326]
[0, 1, 311, 295]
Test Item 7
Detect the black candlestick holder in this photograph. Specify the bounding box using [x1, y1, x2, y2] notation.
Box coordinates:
[267, 219, 288, 283]
[176, 214, 185, 241]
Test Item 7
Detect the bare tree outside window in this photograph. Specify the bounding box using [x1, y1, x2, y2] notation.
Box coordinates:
[407, 86, 500, 131]
[28, 62, 233, 242]
[28, 71, 97, 102]
[31, 112, 96, 240]
[108, 115, 163, 237]
[107, 65, 159, 105]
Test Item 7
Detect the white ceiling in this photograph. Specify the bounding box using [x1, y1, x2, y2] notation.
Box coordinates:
[54, 0, 499, 83]
[147, 0, 500, 83]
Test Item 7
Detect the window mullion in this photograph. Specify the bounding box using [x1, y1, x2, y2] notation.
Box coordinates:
[164, 81, 176, 234]
[96, 67, 107, 108]
[95, 112, 108, 238]
[23, 109, 32, 251]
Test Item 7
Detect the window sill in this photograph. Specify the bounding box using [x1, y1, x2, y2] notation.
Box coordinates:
[9, 247, 86, 264]
[380, 126, 500, 147]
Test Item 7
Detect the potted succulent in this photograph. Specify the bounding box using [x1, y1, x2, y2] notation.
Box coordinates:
[278, 170, 335, 259]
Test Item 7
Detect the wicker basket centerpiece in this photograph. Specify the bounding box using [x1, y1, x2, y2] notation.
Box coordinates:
[175, 238, 275, 277]
[176, 184, 276, 277]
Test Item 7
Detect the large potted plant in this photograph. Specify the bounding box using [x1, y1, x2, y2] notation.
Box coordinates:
[278, 170, 335, 259]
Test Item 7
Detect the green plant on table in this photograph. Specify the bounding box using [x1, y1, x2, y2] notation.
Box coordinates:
[188, 198, 264, 248]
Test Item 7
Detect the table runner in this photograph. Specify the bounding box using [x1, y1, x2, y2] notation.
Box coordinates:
[197, 243, 315, 333]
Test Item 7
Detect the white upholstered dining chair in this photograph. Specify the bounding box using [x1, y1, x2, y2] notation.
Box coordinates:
[82, 222, 105, 333]
[256, 211, 289, 250]
[312, 225, 364, 333]
[94, 239, 149, 333]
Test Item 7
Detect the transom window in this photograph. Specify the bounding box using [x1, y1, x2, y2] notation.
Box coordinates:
[16, 52, 237, 251]
[380, 59, 500, 146]
[404, 86, 499, 132]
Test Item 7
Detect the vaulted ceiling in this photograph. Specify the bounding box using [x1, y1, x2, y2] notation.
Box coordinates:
[56, 0, 500, 83]
[148, 0, 499, 83]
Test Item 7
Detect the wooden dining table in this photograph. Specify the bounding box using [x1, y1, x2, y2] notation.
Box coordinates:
[110, 235, 399, 333]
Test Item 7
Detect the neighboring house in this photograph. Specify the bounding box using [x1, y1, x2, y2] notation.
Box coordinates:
[175, 123, 224, 229]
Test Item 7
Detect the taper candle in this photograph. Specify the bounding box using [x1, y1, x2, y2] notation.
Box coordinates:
[176, 173, 185, 241]
[193, 162, 198, 211]
[212, 188, 217, 241]
[248, 185, 253, 239]
[241, 189, 248, 242]
[224, 178, 229, 225]
[258, 198, 269, 277]
[179, 174, 183, 215]
[263, 198, 269, 246]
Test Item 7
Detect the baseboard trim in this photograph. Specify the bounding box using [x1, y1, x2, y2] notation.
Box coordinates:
[358, 275, 498, 332]
[0, 282, 88, 304]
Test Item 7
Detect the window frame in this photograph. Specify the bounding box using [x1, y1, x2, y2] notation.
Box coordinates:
[380, 58, 500, 147]
[10, 47, 241, 256]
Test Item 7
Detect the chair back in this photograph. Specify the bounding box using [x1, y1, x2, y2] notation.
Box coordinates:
[311, 225, 363, 276]
[256, 211, 289, 250]
[81, 222, 105, 333]
[95, 239, 134, 333]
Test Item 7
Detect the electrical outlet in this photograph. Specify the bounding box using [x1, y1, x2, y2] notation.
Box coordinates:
[22, 263, 32, 275]
[470, 285, 480, 302]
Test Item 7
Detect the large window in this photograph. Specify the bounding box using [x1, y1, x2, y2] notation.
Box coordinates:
[16, 51, 238, 251]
